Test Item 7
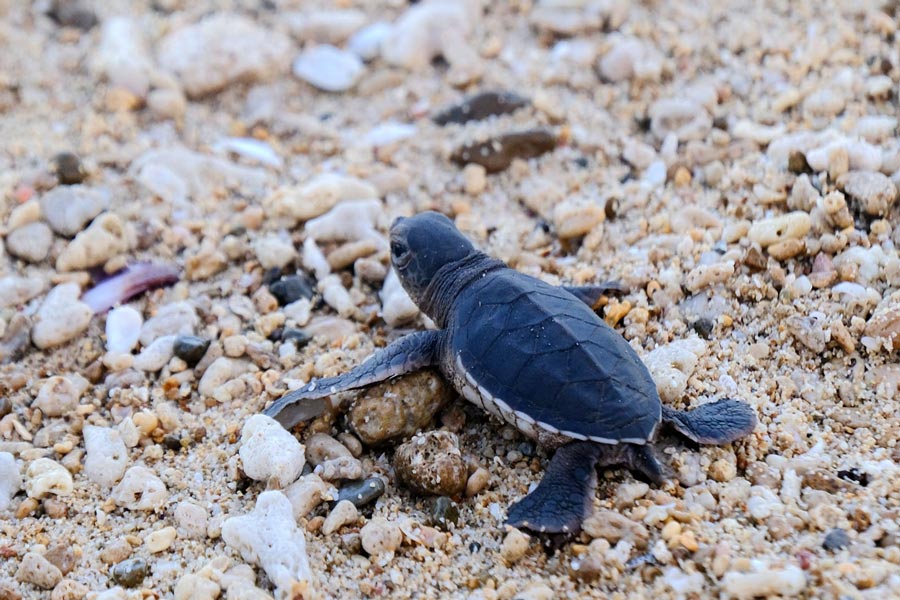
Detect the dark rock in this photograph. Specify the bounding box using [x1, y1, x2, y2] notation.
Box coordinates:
[787, 150, 813, 175]
[279, 328, 312, 349]
[173, 336, 210, 367]
[823, 528, 850, 551]
[432, 91, 529, 126]
[270, 275, 315, 306]
[52, 152, 87, 185]
[337, 477, 386, 508]
[47, 0, 98, 30]
[0, 397, 10, 419]
[110, 558, 149, 588]
[430, 496, 460, 529]
[837, 467, 869, 487]
[691, 318, 715, 339]
[451, 129, 557, 174]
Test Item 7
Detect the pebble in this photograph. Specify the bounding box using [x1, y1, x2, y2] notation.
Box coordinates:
[432, 91, 529, 126]
[283, 473, 334, 519]
[380, 269, 419, 326]
[381, 0, 478, 73]
[599, 35, 663, 82]
[430, 496, 460, 529]
[83, 426, 129, 487]
[649, 98, 712, 141]
[172, 335, 210, 367]
[43, 544, 76, 576]
[465, 467, 490, 497]
[33, 375, 84, 417]
[269, 173, 378, 223]
[583, 509, 650, 546]
[252, 234, 297, 270]
[305, 199, 385, 244]
[0, 275, 45, 308]
[31, 283, 93, 350]
[721, 566, 806, 599]
[99, 539, 132, 565]
[139, 302, 199, 346]
[462, 164, 488, 195]
[174, 573, 220, 600]
[47, 0, 97, 30]
[302, 238, 331, 281]
[684, 262, 735, 292]
[293, 45, 365, 92]
[837, 171, 898, 216]
[94, 17, 153, 98]
[394, 431, 468, 496]
[111, 466, 168, 510]
[174, 501, 209, 539]
[217, 137, 283, 169]
[157, 14, 293, 98]
[133, 335, 176, 372]
[823, 528, 850, 551]
[0, 452, 21, 511]
[39, 185, 108, 237]
[286, 9, 366, 44]
[222, 491, 314, 595]
[318, 275, 356, 318]
[239, 414, 306, 488]
[336, 476, 386, 508]
[642, 337, 706, 403]
[6, 222, 53, 263]
[451, 129, 557, 173]
[145, 526, 177, 553]
[323, 500, 359, 535]
[132, 147, 267, 202]
[553, 198, 604, 239]
[348, 370, 453, 445]
[104, 306, 142, 354]
[56, 213, 129, 271]
[500, 528, 530, 564]
[25, 458, 73, 499]
[348, 22, 391, 61]
[50, 579, 89, 600]
[15, 552, 62, 590]
[147, 88, 187, 120]
[110, 558, 149, 588]
[747, 212, 810, 248]
[270, 274, 315, 306]
[360, 517, 402, 556]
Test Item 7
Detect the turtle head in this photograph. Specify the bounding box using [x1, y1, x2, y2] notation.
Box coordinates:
[389, 211, 476, 304]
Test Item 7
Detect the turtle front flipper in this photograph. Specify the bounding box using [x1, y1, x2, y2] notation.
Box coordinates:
[264, 330, 444, 429]
[662, 399, 757, 445]
[506, 441, 605, 535]
[562, 282, 627, 309]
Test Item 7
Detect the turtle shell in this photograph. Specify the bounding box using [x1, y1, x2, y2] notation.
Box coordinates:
[447, 268, 662, 444]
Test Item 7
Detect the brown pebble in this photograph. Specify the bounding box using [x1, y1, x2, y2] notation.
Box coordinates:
[394, 431, 468, 496]
[306, 515, 325, 534]
[52, 152, 87, 185]
[50, 578, 89, 600]
[465, 468, 490, 497]
[787, 150, 812, 174]
[569, 554, 603, 582]
[16, 498, 39, 519]
[99, 538, 132, 565]
[767, 238, 805, 260]
[743, 247, 768, 271]
[43, 544, 76, 576]
[451, 129, 557, 173]
[432, 91, 529, 125]
[42, 498, 68, 519]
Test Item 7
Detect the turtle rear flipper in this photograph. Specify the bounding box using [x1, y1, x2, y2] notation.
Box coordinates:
[506, 442, 666, 535]
[264, 330, 443, 429]
[662, 399, 756, 445]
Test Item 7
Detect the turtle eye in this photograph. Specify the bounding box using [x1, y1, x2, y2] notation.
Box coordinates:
[391, 241, 411, 268]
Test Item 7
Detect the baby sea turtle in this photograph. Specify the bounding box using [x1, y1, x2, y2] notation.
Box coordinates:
[265, 212, 756, 535]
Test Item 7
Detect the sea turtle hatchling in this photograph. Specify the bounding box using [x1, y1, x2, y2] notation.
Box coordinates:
[265, 212, 757, 535]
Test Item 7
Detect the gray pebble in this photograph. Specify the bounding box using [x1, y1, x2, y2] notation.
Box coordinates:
[110, 558, 149, 588]
[173, 335, 210, 367]
[336, 477, 385, 508]
[823, 528, 850, 551]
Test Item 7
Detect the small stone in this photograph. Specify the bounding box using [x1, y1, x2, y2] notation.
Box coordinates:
[394, 431, 468, 497]
[83, 426, 129, 487]
[270, 275, 316, 307]
[239, 414, 306, 488]
[599, 36, 663, 82]
[56, 213, 129, 272]
[684, 262, 734, 293]
[284, 473, 333, 520]
[0, 581, 21, 600]
[432, 91, 529, 126]
[787, 150, 812, 174]
[253, 234, 298, 270]
[15, 552, 62, 590]
[837, 171, 898, 217]
[360, 517, 402, 556]
[269, 173, 378, 223]
[430, 496, 460, 530]
[823, 528, 850, 551]
[462, 164, 488, 196]
[197, 357, 255, 399]
[287, 9, 366, 44]
[39, 185, 108, 237]
[31, 283, 93, 350]
[0, 452, 22, 511]
[172, 335, 210, 367]
[451, 129, 556, 173]
[336, 477, 386, 508]
[50, 578, 89, 600]
[174, 501, 209, 539]
[145, 526, 177, 553]
[94, 17, 153, 98]
[139, 302, 198, 346]
[105, 306, 142, 354]
[99, 538, 132, 565]
[158, 14, 293, 98]
[328, 239, 379, 271]
[133, 335, 176, 372]
[47, 0, 97, 30]
[110, 558, 149, 588]
[643, 338, 706, 403]
[6, 222, 53, 263]
[111, 466, 167, 511]
[323, 499, 358, 535]
[0, 275, 46, 309]
[380, 269, 418, 326]
[173, 573, 220, 600]
[348, 22, 391, 61]
[43, 544, 76, 576]
[222, 491, 314, 595]
[500, 528, 530, 564]
[293, 45, 364, 92]
[318, 275, 356, 318]
[553, 199, 604, 239]
[583, 509, 650, 546]
[747, 212, 811, 248]
[25, 459, 73, 499]
[348, 370, 453, 445]
[721, 566, 806, 598]
[465, 468, 490, 497]
[306, 433, 354, 466]
[147, 88, 187, 120]
[278, 328, 312, 349]
[33, 376, 82, 417]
